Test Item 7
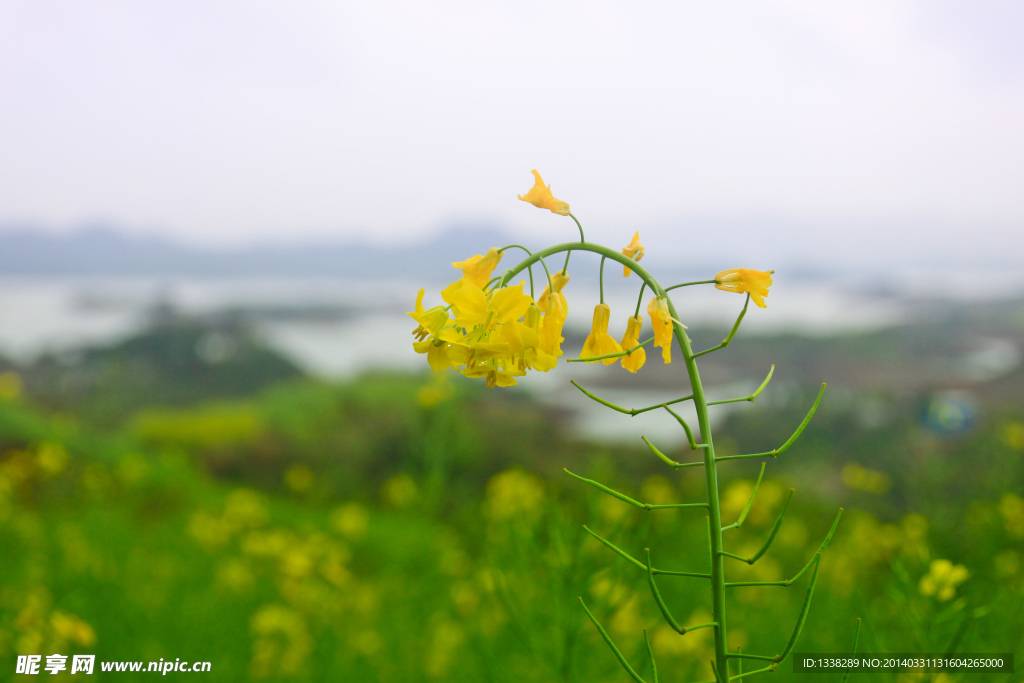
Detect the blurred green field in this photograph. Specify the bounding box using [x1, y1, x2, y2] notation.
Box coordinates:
[0, 320, 1022, 681]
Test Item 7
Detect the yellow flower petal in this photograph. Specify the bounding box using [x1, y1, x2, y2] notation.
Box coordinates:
[441, 279, 488, 328]
[452, 247, 503, 289]
[517, 169, 570, 216]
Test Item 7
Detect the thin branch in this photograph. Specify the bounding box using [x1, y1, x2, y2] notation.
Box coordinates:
[646, 549, 683, 633]
[644, 629, 658, 683]
[719, 489, 794, 564]
[642, 436, 706, 469]
[715, 383, 825, 462]
[706, 365, 775, 406]
[722, 463, 766, 532]
[775, 556, 822, 663]
[570, 380, 694, 416]
[564, 469, 708, 510]
[582, 526, 711, 578]
[662, 404, 707, 450]
[839, 618, 862, 683]
[694, 295, 750, 358]
[665, 279, 717, 292]
[728, 664, 777, 680]
[578, 597, 647, 683]
[725, 509, 842, 587]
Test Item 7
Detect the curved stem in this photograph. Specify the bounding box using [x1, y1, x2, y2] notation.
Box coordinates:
[599, 256, 606, 304]
[563, 213, 586, 272]
[500, 243, 554, 300]
[694, 295, 749, 358]
[665, 279, 717, 292]
[635, 282, 647, 317]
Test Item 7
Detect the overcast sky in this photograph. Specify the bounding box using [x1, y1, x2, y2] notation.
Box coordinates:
[1, 1, 1021, 266]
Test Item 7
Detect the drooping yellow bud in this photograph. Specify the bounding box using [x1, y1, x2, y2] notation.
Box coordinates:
[621, 232, 645, 277]
[647, 296, 674, 364]
[619, 315, 646, 373]
[714, 268, 774, 308]
[581, 303, 622, 365]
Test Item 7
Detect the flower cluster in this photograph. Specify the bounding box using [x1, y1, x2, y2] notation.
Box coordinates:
[409, 248, 569, 388]
[410, 170, 775, 387]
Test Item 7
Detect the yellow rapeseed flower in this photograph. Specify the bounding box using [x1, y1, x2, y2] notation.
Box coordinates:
[715, 268, 774, 308]
[460, 359, 525, 388]
[620, 232, 644, 277]
[408, 289, 449, 342]
[918, 559, 968, 601]
[647, 296, 675, 364]
[581, 303, 622, 365]
[619, 315, 646, 373]
[518, 169, 570, 216]
[451, 247, 503, 289]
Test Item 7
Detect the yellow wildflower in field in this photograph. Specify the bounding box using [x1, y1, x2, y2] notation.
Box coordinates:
[518, 169, 570, 215]
[715, 268, 774, 308]
[50, 612, 96, 647]
[647, 296, 674, 364]
[330, 502, 369, 540]
[581, 303, 622, 364]
[918, 559, 968, 601]
[619, 315, 646, 373]
[620, 231, 644, 277]
[484, 469, 545, 522]
[841, 461, 892, 494]
[998, 493, 1024, 538]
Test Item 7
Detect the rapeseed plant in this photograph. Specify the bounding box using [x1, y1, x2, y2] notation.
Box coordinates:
[409, 170, 848, 681]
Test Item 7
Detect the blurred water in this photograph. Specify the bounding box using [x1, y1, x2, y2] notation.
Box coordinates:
[0, 274, 916, 362]
[0, 272, 1017, 443]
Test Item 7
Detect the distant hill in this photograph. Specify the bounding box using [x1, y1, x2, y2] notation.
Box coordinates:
[0, 224, 705, 284]
[0, 224, 517, 281]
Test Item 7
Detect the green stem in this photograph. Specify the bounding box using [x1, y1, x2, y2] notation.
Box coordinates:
[643, 630, 658, 683]
[579, 597, 647, 683]
[720, 489, 794, 564]
[664, 289, 733, 680]
[714, 383, 825, 461]
[599, 256, 606, 304]
[665, 279, 717, 292]
[570, 380, 695, 416]
[635, 282, 647, 317]
[563, 213, 585, 272]
[583, 526, 710, 578]
[564, 469, 707, 510]
[706, 365, 774, 406]
[694, 295, 749, 358]
[499, 243, 554, 301]
[497, 242, 730, 678]
[641, 436, 705, 469]
[721, 463, 766, 532]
